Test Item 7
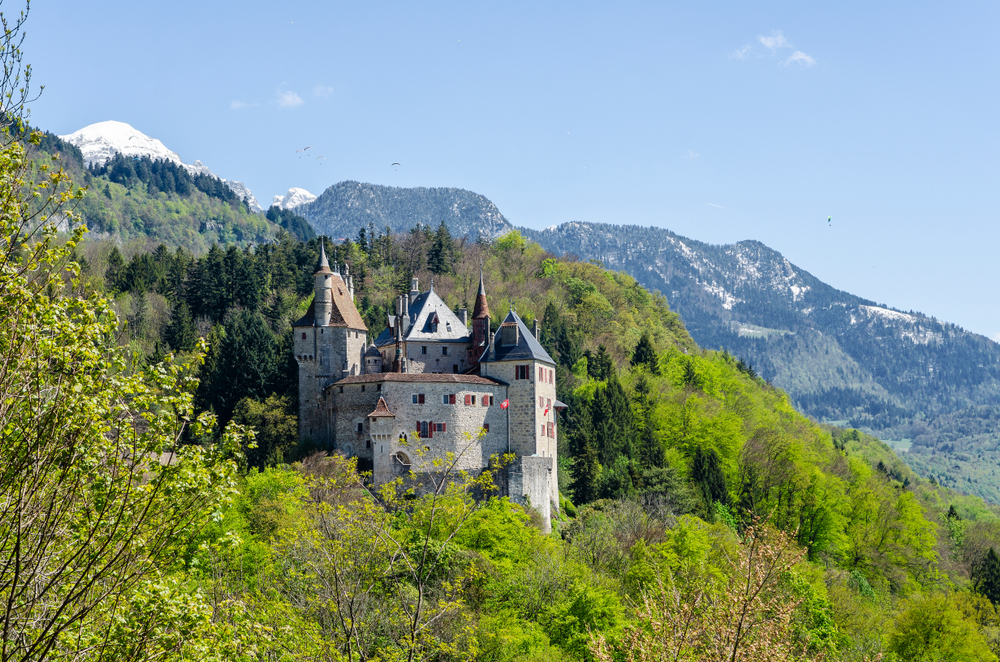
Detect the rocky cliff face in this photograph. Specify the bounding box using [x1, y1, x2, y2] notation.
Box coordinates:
[297, 181, 512, 240]
[60, 120, 263, 212]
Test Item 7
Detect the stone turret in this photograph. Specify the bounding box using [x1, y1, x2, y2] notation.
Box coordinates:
[292, 239, 369, 446]
[313, 240, 333, 326]
[470, 269, 491, 366]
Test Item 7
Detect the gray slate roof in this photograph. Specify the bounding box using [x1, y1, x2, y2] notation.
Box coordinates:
[373, 287, 471, 347]
[479, 310, 555, 365]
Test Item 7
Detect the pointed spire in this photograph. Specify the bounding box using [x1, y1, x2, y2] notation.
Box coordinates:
[315, 238, 331, 273]
[473, 267, 491, 319]
[429, 276, 435, 292]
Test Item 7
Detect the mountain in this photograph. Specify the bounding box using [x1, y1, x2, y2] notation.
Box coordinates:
[60, 121, 263, 212]
[521, 221, 1000, 501]
[272, 187, 316, 210]
[297, 181, 512, 240]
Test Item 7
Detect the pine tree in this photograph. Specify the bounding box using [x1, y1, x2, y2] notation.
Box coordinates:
[105, 246, 124, 291]
[164, 300, 197, 352]
[570, 440, 601, 505]
[631, 331, 659, 374]
[692, 446, 730, 510]
[975, 547, 1000, 606]
[427, 221, 457, 275]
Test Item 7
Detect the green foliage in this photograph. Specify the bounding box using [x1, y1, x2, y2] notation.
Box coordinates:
[888, 592, 998, 662]
[232, 394, 299, 469]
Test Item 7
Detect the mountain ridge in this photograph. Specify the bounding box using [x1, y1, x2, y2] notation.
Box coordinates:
[298, 180, 513, 240]
[60, 121, 263, 212]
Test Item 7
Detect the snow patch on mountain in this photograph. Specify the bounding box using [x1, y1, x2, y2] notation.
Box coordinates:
[860, 306, 918, 324]
[272, 187, 317, 210]
[59, 121, 262, 213]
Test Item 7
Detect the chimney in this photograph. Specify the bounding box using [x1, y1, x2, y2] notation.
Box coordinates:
[409, 277, 420, 305]
[533, 319, 540, 341]
[458, 308, 468, 326]
[402, 295, 410, 334]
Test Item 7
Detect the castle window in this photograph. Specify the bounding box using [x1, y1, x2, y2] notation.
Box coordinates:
[412, 394, 425, 404]
[435, 423, 445, 432]
[539, 396, 544, 408]
[339, 386, 344, 393]
[321, 329, 323, 334]
[421, 346, 427, 355]
[399, 432, 407, 442]
[366, 439, 371, 448]
[361, 385, 366, 392]
[516, 365, 529, 380]
[539, 366, 543, 381]
[302, 333, 306, 340]
[541, 425, 545, 436]
[483, 424, 490, 433]
[464, 394, 471, 406]
[357, 422, 364, 433]
[377, 384, 382, 391]
[548, 422, 555, 437]
[420, 421, 429, 437]
[442, 394, 449, 404]
[471, 395, 477, 405]
[442, 346, 448, 356]
[453, 365, 458, 373]
[547, 398, 551, 409]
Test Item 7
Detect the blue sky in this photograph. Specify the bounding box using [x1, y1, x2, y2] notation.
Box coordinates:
[27, 1, 1000, 339]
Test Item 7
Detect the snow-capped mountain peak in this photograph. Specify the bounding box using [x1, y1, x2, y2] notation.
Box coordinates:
[59, 121, 262, 212]
[272, 187, 316, 210]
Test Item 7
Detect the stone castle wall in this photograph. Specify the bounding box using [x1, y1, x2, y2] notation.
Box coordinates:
[326, 378, 508, 485]
[295, 326, 367, 445]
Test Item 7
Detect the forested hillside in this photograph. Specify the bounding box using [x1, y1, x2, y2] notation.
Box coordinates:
[27, 127, 286, 251]
[298, 180, 513, 241]
[521, 222, 1000, 502]
[52, 212, 1000, 660]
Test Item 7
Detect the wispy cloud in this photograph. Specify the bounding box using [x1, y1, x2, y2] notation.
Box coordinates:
[278, 91, 304, 108]
[313, 84, 334, 100]
[730, 43, 755, 60]
[231, 100, 248, 110]
[758, 30, 791, 52]
[683, 149, 700, 160]
[733, 30, 815, 67]
[783, 51, 817, 68]
[707, 203, 731, 210]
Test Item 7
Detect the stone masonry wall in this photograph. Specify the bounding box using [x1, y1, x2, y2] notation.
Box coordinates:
[479, 359, 559, 509]
[505, 455, 553, 533]
[295, 327, 367, 446]
[402, 341, 470, 374]
[327, 379, 508, 487]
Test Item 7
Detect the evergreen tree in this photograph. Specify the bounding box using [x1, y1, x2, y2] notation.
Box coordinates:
[196, 310, 279, 424]
[164, 300, 197, 352]
[631, 331, 659, 374]
[427, 221, 457, 275]
[691, 446, 730, 511]
[570, 440, 601, 505]
[586, 345, 614, 381]
[633, 375, 664, 469]
[975, 547, 1000, 606]
[105, 246, 124, 291]
[590, 374, 634, 469]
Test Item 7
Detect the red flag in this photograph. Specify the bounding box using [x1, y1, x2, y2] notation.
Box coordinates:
[500, 399, 509, 409]
[543, 406, 549, 416]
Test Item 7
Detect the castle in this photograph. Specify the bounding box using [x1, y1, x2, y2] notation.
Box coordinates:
[293, 243, 560, 529]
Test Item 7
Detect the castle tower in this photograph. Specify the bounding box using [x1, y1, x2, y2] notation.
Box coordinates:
[293, 240, 368, 446]
[478, 308, 559, 519]
[470, 269, 491, 366]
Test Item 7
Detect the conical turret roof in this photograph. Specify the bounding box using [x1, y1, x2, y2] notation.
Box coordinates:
[314, 239, 332, 274]
[472, 269, 490, 319]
